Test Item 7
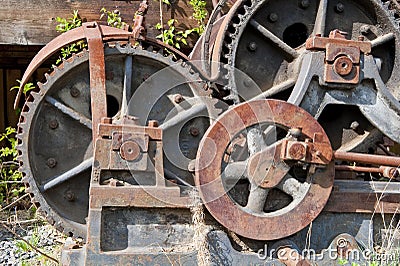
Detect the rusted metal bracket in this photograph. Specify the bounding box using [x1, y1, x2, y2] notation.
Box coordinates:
[306, 30, 372, 84]
[131, 0, 148, 40]
[83, 22, 107, 139]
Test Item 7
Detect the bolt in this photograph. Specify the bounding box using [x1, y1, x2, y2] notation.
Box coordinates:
[299, 0, 310, 9]
[174, 94, 184, 104]
[190, 127, 200, 137]
[268, 13, 278, 23]
[350, 121, 360, 130]
[360, 25, 371, 35]
[289, 143, 307, 160]
[335, 3, 344, 13]
[70, 87, 80, 97]
[248, 42, 257, 52]
[46, 158, 57, 168]
[49, 119, 59, 129]
[64, 191, 75, 202]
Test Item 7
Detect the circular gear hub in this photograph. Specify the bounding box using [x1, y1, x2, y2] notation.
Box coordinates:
[195, 99, 334, 240]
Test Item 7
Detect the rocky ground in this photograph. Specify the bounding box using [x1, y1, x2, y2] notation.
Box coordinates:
[0, 210, 64, 265]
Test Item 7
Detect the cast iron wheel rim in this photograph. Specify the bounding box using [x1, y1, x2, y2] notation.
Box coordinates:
[17, 43, 214, 238]
[195, 100, 334, 240]
[218, 0, 400, 151]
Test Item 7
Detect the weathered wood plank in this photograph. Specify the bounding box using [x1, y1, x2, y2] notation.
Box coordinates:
[0, 0, 212, 46]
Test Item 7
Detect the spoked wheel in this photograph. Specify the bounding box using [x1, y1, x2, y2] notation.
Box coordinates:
[195, 99, 334, 240]
[216, 0, 400, 150]
[18, 43, 218, 237]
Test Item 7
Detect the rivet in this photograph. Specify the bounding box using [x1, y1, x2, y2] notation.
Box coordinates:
[70, 87, 80, 97]
[335, 3, 344, 13]
[299, 0, 310, 9]
[268, 13, 278, 23]
[248, 42, 257, 52]
[350, 121, 360, 130]
[49, 119, 59, 129]
[174, 94, 184, 104]
[190, 127, 200, 137]
[47, 158, 57, 168]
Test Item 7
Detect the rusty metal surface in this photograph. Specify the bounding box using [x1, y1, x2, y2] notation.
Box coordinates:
[83, 22, 107, 140]
[306, 29, 371, 84]
[15, 24, 134, 108]
[334, 150, 400, 167]
[195, 99, 334, 240]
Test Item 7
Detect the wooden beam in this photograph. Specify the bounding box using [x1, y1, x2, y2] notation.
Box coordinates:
[0, 0, 212, 46]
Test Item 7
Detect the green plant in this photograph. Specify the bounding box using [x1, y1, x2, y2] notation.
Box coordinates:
[156, 19, 194, 49]
[55, 10, 86, 64]
[10, 80, 35, 97]
[0, 127, 24, 205]
[156, 0, 207, 49]
[189, 0, 207, 34]
[100, 8, 126, 29]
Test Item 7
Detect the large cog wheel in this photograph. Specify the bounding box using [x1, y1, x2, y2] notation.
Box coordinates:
[18, 43, 219, 238]
[217, 0, 400, 151]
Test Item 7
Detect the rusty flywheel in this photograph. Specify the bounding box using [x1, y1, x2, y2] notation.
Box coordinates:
[195, 99, 334, 240]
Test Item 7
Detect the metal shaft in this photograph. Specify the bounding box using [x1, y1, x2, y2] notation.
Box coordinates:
[334, 151, 400, 167]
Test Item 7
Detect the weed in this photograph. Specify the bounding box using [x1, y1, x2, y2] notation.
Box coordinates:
[100, 8, 126, 29]
[55, 10, 86, 64]
[0, 127, 24, 205]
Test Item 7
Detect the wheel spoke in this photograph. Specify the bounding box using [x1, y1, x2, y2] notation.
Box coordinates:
[41, 157, 93, 192]
[45, 96, 92, 130]
[251, 79, 296, 100]
[245, 185, 269, 213]
[249, 19, 299, 61]
[371, 33, 395, 48]
[312, 0, 328, 36]
[121, 55, 133, 116]
[277, 175, 307, 199]
[222, 161, 247, 184]
[159, 102, 207, 130]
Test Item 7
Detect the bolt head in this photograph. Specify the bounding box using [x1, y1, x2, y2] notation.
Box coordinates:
[70, 87, 80, 97]
[268, 13, 278, 22]
[64, 191, 75, 202]
[49, 119, 59, 129]
[190, 127, 200, 137]
[350, 121, 360, 130]
[47, 158, 57, 168]
[335, 3, 344, 13]
[174, 94, 184, 104]
[300, 0, 310, 8]
[248, 42, 257, 52]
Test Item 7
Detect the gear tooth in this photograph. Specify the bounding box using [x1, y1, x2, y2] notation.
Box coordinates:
[25, 187, 32, 193]
[16, 133, 23, 141]
[44, 73, 50, 80]
[22, 176, 29, 183]
[30, 91, 40, 100]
